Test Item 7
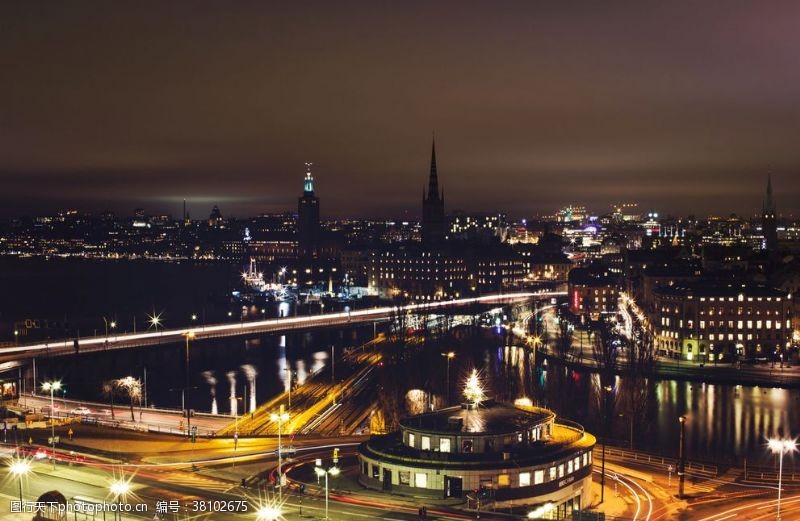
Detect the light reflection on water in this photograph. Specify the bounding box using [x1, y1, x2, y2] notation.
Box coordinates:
[467, 341, 800, 465]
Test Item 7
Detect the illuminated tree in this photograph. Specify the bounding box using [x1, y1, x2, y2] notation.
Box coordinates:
[463, 369, 485, 405]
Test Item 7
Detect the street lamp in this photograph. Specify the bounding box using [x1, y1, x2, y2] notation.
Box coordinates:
[440, 351, 455, 405]
[183, 331, 195, 436]
[315, 463, 340, 521]
[768, 437, 797, 520]
[270, 405, 290, 501]
[41, 380, 61, 463]
[256, 505, 282, 521]
[600, 384, 612, 503]
[9, 458, 30, 502]
[110, 480, 130, 521]
[678, 415, 686, 499]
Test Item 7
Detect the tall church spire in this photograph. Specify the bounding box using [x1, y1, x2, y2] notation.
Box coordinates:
[428, 135, 439, 201]
[764, 173, 775, 213]
[762, 173, 778, 254]
[422, 134, 445, 245]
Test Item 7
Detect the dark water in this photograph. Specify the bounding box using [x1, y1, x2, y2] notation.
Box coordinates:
[27, 326, 370, 416]
[455, 330, 800, 469]
[3, 258, 798, 467]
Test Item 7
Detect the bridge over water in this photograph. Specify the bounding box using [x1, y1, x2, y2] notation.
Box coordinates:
[0, 292, 564, 362]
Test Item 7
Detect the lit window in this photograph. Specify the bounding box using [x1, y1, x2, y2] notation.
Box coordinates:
[415, 473, 427, 488]
[519, 472, 531, 487]
[549, 467, 557, 480]
[408, 433, 415, 448]
[558, 464, 565, 478]
[534, 470, 544, 485]
[421, 436, 430, 451]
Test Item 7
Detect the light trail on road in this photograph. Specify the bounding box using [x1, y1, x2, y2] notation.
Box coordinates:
[1, 291, 563, 359]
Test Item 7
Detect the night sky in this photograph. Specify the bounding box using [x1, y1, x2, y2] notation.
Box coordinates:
[3, 1, 800, 219]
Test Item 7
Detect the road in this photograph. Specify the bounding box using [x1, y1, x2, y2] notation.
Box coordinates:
[18, 395, 231, 437]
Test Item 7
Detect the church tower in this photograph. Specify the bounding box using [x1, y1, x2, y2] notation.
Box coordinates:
[422, 137, 445, 245]
[762, 174, 778, 253]
[298, 162, 320, 257]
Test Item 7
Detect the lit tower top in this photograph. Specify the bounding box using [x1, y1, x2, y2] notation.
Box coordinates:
[304, 162, 315, 195]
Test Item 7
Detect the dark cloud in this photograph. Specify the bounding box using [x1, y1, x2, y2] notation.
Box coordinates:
[1, 1, 799, 218]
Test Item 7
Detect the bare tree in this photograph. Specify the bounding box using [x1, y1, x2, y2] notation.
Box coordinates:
[101, 380, 118, 419]
[621, 316, 656, 448]
[116, 377, 142, 422]
[555, 318, 574, 361]
[592, 318, 619, 388]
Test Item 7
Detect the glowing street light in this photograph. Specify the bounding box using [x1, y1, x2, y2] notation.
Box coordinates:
[256, 505, 282, 521]
[768, 437, 797, 520]
[270, 405, 290, 501]
[41, 380, 61, 462]
[183, 330, 196, 436]
[147, 311, 162, 331]
[110, 480, 130, 498]
[9, 458, 31, 501]
[315, 463, 340, 520]
[441, 352, 455, 405]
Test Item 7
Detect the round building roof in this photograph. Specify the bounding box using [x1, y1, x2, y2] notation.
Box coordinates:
[400, 400, 554, 436]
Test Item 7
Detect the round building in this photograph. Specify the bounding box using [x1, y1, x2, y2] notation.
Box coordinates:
[358, 399, 595, 516]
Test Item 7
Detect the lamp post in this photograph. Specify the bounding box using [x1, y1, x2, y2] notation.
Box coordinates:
[9, 459, 30, 502]
[41, 380, 61, 465]
[441, 352, 455, 405]
[270, 405, 290, 501]
[256, 505, 282, 521]
[110, 480, 130, 521]
[183, 331, 195, 436]
[768, 437, 797, 520]
[678, 415, 686, 499]
[315, 463, 340, 521]
[600, 384, 612, 503]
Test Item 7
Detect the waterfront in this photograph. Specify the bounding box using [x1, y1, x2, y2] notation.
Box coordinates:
[4, 258, 799, 469]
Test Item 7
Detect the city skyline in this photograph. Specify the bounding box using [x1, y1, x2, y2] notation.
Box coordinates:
[4, 2, 800, 217]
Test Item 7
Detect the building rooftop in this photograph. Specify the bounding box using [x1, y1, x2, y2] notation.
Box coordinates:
[400, 400, 553, 435]
[654, 282, 788, 298]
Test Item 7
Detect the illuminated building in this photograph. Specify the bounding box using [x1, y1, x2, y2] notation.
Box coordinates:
[450, 212, 507, 241]
[568, 266, 620, 320]
[358, 400, 595, 514]
[297, 163, 320, 257]
[556, 205, 587, 223]
[422, 138, 446, 245]
[208, 205, 224, 228]
[367, 248, 467, 299]
[652, 282, 792, 362]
